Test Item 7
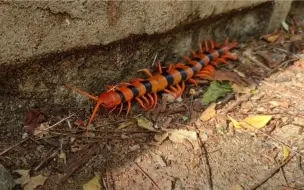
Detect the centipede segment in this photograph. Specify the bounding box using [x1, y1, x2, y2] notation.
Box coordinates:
[66, 38, 238, 133]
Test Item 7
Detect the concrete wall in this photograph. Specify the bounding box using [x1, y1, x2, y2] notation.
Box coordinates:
[0, 0, 291, 65]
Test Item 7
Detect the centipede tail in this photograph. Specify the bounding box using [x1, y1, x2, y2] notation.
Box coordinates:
[66, 38, 238, 132]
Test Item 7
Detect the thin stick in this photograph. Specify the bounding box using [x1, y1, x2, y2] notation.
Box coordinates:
[275, 159, 289, 187]
[243, 51, 271, 71]
[0, 114, 75, 156]
[134, 162, 162, 190]
[249, 154, 295, 190]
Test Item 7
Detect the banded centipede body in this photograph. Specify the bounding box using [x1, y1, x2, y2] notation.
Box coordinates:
[66, 38, 238, 133]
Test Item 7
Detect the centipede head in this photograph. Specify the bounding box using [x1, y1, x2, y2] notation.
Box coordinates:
[65, 84, 119, 134]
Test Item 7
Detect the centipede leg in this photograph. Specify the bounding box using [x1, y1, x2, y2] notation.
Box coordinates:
[157, 60, 162, 74]
[210, 40, 215, 49]
[142, 95, 150, 107]
[222, 54, 237, 60]
[164, 89, 176, 98]
[211, 61, 219, 68]
[225, 37, 229, 45]
[137, 68, 153, 78]
[183, 55, 192, 63]
[130, 78, 144, 83]
[126, 101, 131, 116]
[205, 40, 209, 52]
[136, 97, 147, 110]
[109, 105, 117, 113]
[199, 41, 204, 54]
[119, 103, 124, 115]
[181, 81, 185, 95]
[190, 49, 197, 57]
[147, 94, 155, 109]
[217, 58, 229, 64]
[153, 93, 158, 109]
[176, 84, 182, 98]
[86, 100, 102, 135]
[187, 78, 198, 86]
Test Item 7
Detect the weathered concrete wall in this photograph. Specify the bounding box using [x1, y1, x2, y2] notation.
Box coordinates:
[0, 0, 283, 65]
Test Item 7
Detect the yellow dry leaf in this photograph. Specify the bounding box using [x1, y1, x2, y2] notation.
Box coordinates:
[231, 82, 256, 94]
[24, 174, 48, 190]
[282, 145, 290, 160]
[240, 115, 272, 129]
[59, 151, 67, 164]
[200, 103, 216, 121]
[14, 169, 30, 186]
[137, 117, 158, 132]
[227, 115, 241, 129]
[231, 184, 244, 190]
[118, 119, 137, 129]
[83, 175, 101, 190]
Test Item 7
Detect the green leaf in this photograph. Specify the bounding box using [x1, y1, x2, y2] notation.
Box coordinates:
[202, 81, 232, 105]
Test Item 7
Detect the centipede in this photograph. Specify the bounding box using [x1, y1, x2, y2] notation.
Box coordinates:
[65, 38, 238, 133]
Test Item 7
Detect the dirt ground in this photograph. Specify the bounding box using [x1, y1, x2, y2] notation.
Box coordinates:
[1, 9, 304, 190]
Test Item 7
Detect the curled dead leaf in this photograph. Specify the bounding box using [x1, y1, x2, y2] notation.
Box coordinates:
[200, 103, 216, 121]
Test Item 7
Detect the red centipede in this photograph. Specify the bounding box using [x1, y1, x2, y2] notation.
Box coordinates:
[65, 38, 238, 133]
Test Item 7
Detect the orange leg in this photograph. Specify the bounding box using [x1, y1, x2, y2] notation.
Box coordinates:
[225, 37, 229, 45]
[168, 64, 174, 71]
[65, 84, 98, 101]
[109, 105, 117, 113]
[211, 61, 219, 68]
[183, 55, 192, 63]
[164, 89, 176, 98]
[181, 81, 185, 94]
[136, 97, 147, 110]
[130, 78, 144, 83]
[222, 54, 237, 60]
[153, 93, 158, 109]
[199, 41, 204, 54]
[187, 78, 198, 86]
[176, 84, 182, 98]
[86, 100, 102, 135]
[157, 60, 162, 74]
[137, 68, 153, 78]
[201, 65, 215, 74]
[210, 40, 215, 49]
[120, 82, 132, 86]
[126, 101, 131, 116]
[217, 58, 229, 64]
[170, 86, 178, 93]
[147, 94, 155, 109]
[119, 103, 124, 115]
[142, 95, 150, 107]
[205, 40, 209, 52]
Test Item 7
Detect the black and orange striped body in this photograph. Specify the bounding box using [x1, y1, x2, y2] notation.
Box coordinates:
[65, 39, 238, 134]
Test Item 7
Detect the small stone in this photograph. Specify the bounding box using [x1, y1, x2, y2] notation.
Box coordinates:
[294, 117, 304, 127]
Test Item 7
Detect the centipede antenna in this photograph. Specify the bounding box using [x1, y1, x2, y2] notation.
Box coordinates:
[65, 84, 98, 101]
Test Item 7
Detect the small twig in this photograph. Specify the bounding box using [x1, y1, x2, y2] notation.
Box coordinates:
[33, 148, 59, 171]
[266, 58, 298, 77]
[134, 162, 162, 190]
[249, 154, 295, 190]
[222, 93, 252, 115]
[152, 53, 158, 67]
[275, 159, 289, 187]
[201, 143, 213, 190]
[0, 114, 75, 156]
[243, 51, 271, 71]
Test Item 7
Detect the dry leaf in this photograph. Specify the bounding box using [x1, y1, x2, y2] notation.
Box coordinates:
[33, 123, 50, 137]
[14, 169, 30, 186]
[240, 115, 272, 129]
[24, 109, 47, 134]
[212, 70, 248, 86]
[231, 184, 244, 190]
[118, 119, 137, 129]
[154, 132, 169, 145]
[261, 31, 283, 43]
[227, 115, 241, 129]
[83, 175, 101, 190]
[232, 82, 256, 94]
[282, 145, 290, 160]
[200, 103, 216, 121]
[168, 129, 197, 145]
[24, 174, 48, 190]
[293, 60, 304, 67]
[137, 117, 158, 132]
